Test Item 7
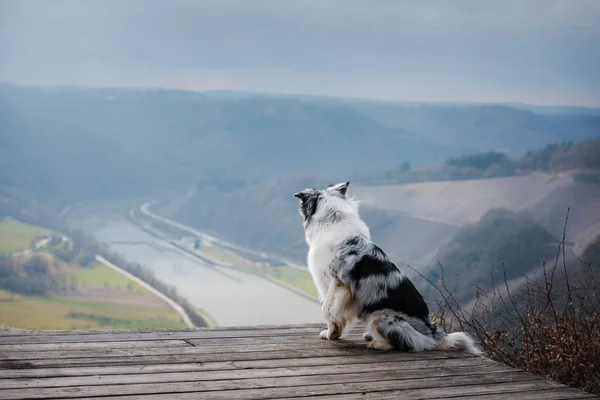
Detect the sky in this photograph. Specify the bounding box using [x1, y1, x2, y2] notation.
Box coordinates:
[1, 0, 600, 107]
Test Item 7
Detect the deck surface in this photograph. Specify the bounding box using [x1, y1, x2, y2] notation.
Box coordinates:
[0, 324, 596, 399]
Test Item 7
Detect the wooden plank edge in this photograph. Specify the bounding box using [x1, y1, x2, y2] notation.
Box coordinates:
[0, 323, 327, 337]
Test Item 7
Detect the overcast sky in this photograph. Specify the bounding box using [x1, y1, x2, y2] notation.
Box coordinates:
[1, 0, 599, 106]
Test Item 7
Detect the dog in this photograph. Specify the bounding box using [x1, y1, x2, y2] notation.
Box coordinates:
[294, 181, 482, 354]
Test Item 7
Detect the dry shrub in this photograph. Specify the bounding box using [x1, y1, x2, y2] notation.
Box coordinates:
[413, 209, 600, 395]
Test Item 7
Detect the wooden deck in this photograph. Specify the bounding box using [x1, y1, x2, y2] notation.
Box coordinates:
[0, 324, 596, 399]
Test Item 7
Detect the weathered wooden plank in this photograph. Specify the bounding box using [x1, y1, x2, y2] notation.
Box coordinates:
[0, 326, 324, 344]
[0, 340, 361, 360]
[0, 339, 191, 353]
[186, 333, 363, 347]
[0, 323, 326, 337]
[0, 348, 472, 370]
[1, 337, 476, 362]
[76, 382, 595, 400]
[0, 354, 488, 379]
[0, 333, 371, 353]
[442, 390, 597, 400]
[0, 359, 505, 389]
[3, 334, 338, 353]
[0, 335, 380, 360]
[0, 369, 537, 399]
[278, 383, 595, 400]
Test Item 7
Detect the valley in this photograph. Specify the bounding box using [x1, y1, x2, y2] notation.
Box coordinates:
[1, 85, 599, 328]
[66, 203, 322, 327]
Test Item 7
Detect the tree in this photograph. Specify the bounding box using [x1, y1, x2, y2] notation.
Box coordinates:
[78, 253, 96, 267]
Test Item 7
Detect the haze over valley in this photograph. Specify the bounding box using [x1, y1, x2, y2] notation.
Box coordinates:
[2, 83, 599, 329]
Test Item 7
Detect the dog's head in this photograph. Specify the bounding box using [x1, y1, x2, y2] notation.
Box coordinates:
[293, 181, 354, 228]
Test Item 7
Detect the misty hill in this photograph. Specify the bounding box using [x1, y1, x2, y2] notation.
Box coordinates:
[353, 169, 600, 262]
[2, 85, 600, 203]
[428, 208, 556, 303]
[345, 102, 600, 156]
[356, 139, 600, 185]
[0, 85, 442, 201]
[159, 175, 460, 263]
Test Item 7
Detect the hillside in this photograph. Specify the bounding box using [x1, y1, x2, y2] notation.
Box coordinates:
[352, 170, 600, 259]
[344, 102, 600, 156]
[0, 85, 444, 201]
[163, 176, 325, 262]
[356, 139, 600, 185]
[2, 85, 600, 203]
[165, 167, 600, 271]
[426, 208, 557, 303]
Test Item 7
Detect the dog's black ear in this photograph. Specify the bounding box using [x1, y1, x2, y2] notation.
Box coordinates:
[294, 190, 311, 201]
[331, 181, 350, 196]
[339, 181, 349, 196]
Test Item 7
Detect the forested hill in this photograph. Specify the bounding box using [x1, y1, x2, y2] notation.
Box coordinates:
[0, 85, 440, 201]
[2, 84, 599, 203]
[347, 102, 600, 155]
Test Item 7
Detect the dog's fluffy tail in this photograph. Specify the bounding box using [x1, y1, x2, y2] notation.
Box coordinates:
[436, 331, 483, 355]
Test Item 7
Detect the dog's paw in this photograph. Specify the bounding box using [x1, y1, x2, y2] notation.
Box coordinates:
[320, 328, 341, 340]
[367, 340, 393, 351]
[362, 332, 373, 341]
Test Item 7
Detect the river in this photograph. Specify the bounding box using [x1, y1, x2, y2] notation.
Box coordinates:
[69, 212, 322, 327]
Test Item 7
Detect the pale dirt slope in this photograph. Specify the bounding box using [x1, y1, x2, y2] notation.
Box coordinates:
[353, 171, 600, 263]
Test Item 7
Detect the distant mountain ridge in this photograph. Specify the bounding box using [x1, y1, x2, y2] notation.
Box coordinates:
[0, 85, 447, 200]
[346, 103, 600, 156]
[198, 89, 600, 116]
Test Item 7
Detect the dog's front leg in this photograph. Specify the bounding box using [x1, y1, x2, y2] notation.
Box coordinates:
[320, 281, 351, 340]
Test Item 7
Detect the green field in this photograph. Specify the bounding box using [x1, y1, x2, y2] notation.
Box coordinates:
[203, 244, 317, 298]
[0, 218, 190, 330]
[272, 266, 318, 298]
[201, 246, 264, 275]
[201, 245, 248, 265]
[70, 263, 148, 293]
[0, 218, 52, 254]
[0, 290, 186, 330]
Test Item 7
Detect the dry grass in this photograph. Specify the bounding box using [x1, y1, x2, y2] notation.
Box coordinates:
[272, 266, 318, 298]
